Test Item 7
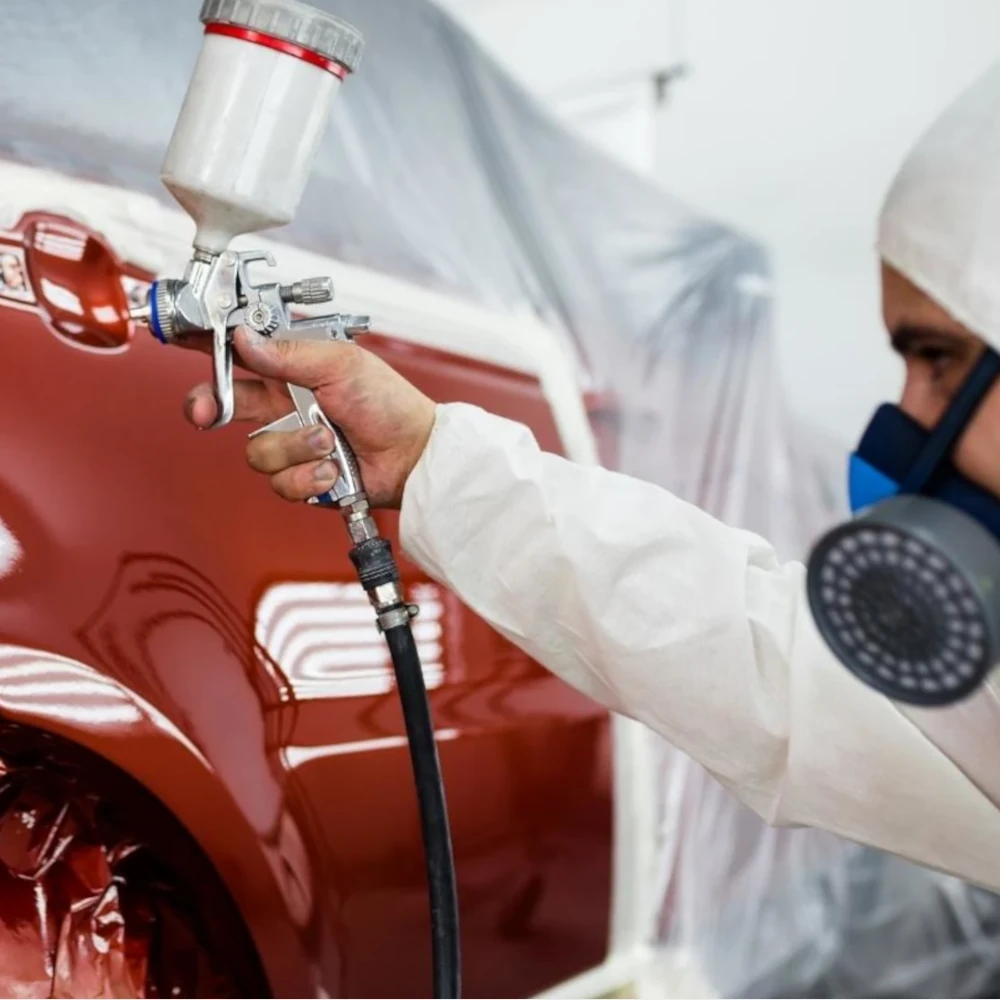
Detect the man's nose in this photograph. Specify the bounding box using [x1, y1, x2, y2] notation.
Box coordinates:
[898, 374, 945, 430]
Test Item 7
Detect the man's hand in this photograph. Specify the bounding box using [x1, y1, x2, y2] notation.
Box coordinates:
[184, 327, 436, 508]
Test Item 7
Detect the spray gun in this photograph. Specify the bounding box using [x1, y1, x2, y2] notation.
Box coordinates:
[129, 2, 460, 996]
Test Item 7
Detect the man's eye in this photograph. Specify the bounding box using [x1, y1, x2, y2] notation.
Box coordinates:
[913, 345, 954, 378]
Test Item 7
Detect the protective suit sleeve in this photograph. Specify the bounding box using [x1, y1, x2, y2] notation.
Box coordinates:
[400, 403, 1000, 892]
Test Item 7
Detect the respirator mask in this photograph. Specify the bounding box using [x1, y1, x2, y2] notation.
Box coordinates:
[807, 347, 1000, 706]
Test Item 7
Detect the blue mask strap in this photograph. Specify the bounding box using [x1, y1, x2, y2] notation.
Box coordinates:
[899, 346, 1000, 495]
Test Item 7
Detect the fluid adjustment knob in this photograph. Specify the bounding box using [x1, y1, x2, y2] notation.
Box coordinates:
[246, 301, 281, 335]
[280, 277, 334, 305]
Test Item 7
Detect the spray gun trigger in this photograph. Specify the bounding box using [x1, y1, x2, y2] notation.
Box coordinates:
[249, 411, 331, 505]
[249, 412, 303, 438]
[209, 319, 235, 428]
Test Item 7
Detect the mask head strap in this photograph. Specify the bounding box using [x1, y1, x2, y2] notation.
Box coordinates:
[899, 346, 1000, 495]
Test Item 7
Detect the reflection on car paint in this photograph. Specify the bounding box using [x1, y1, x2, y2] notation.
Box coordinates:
[256, 581, 445, 699]
[0, 245, 32, 302]
[32, 224, 87, 261]
[0, 240, 35, 306]
[0, 517, 20, 578]
[284, 727, 461, 768]
[0, 645, 147, 729]
[76, 553, 292, 716]
[39, 276, 84, 316]
[75, 554, 317, 928]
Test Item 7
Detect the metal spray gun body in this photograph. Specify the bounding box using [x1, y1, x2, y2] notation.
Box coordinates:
[130, 0, 416, 630]
[134, 248, 415, 628]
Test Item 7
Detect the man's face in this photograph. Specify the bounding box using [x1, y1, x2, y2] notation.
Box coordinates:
[0, 254, 25, 291]
[882, 262, 1000, 496]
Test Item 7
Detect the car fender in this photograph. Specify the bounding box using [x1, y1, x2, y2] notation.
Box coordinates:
[0, 642, 320, 998]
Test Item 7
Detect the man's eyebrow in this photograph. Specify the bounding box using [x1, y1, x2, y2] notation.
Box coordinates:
[890, 324, 966, 355]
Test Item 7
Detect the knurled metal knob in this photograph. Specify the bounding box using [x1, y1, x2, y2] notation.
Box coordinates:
[280, 277, 334, 305]
[246, 301, 281, 335]
[153, 279, 180, 343]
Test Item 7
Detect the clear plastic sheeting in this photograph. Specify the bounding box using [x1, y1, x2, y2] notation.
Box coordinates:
[0, 721, 249, 998]
[1, 1, 997, 996]
[650, 749, 1000, 999]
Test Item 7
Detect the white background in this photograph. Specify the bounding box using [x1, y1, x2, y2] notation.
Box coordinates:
[438, 0, 1000, 445]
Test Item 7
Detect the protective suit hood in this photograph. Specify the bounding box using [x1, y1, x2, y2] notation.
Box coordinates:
[879, 61, 1000, 347]
[826, 63, 1000, 708]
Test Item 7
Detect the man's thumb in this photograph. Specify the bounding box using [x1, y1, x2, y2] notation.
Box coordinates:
[234, 326, 351, 386]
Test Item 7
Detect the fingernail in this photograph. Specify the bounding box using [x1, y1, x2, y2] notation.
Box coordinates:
[309, 428, 332, 452]
[315, 461, 337, 482]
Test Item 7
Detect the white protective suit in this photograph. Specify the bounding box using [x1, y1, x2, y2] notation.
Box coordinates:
[399, 60, 1000, 896]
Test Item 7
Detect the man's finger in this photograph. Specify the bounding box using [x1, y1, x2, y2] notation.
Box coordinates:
[184, 378, 286, 429]
[247, 424, 335, 474]
[270, 460, 342, 502]
[234, 326, 358, 389]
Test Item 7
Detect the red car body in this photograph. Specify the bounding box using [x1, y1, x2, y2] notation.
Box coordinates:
[0, 204, 617, 997]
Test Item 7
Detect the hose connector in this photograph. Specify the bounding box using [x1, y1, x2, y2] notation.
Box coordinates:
[349, 537, 400, 590]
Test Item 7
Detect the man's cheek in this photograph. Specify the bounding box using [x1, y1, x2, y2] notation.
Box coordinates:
[954, 395, 1000, 496]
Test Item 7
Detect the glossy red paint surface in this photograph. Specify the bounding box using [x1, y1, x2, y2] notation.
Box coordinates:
[0, 213, 612, 997]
